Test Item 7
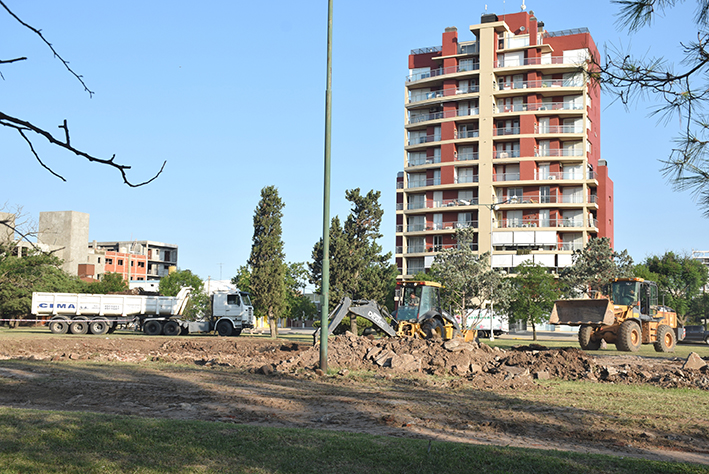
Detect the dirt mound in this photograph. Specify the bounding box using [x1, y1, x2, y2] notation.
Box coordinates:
[275, 334, 709, 390]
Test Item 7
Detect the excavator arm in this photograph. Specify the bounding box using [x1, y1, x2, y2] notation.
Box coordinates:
[313, 297, 397, 344]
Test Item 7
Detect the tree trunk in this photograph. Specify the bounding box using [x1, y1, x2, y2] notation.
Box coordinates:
[532, 321, 537, 341]
[350, 313, 358, 335]
[268, 308, 278, 339]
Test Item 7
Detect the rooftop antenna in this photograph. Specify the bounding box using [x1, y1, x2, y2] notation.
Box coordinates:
[521, 0, 526, 10]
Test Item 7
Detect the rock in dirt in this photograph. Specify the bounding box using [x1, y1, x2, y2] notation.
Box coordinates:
[683, 352, 707, 371]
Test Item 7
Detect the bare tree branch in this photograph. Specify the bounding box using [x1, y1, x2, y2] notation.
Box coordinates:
[0, 111, 166, 187]
[0, 0, 93, 96]
[0, 57, 27, 64]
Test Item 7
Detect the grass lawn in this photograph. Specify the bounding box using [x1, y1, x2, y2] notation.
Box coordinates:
[0, 408, 707, 474]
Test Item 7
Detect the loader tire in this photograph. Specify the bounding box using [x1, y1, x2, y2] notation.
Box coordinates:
[144, 320, 163, 336]
[654, 325, 675, 353]
[578, 325, 601, 350]
[48, 318, 70, 335]
[616, 320, 642, 352]
[216, 320, 232, 337]
[163, 321, 181, 337]
[422, 319, 443, 339]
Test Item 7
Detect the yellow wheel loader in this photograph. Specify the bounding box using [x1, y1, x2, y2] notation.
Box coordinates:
[549, 278, 680, 352]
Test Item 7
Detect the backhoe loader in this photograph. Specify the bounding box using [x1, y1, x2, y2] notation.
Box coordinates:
[549, 278, 681, 352]
[314, 281, 477, 343]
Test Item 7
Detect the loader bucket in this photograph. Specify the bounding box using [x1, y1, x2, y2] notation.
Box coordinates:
[549, 298, 616, 326]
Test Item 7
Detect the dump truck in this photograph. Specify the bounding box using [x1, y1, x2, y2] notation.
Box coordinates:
[549, 278, 680, 352]
[31, 287, 255, 336]
[314, 281, 476, 343]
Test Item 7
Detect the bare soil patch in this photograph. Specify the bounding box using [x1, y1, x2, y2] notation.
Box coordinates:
[0, 333, 708, 465]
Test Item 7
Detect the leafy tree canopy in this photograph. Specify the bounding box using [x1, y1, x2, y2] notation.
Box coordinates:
[559, 237, 634, 296]
[509, 262, 560, 340]
[635, 251, 709, 315]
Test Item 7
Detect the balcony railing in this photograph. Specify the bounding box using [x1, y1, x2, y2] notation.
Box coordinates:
[493, 172, 520, 182]
[406, 63, 480, 83]
[494, 150, 520, 159]
[458, 129, 479, 139]
[497, 218, 598, 228]
[401, 220, 480, 233]
[533, 148, 584, 158]
[407, 197, 478, 210]
[407, 177, 441, 189]
[495, 78, 584, 91]
[409, 104, 479, 124]
[455, 175, 479, 184]
[407, 155, 441, 167]
[495, 56, 571, 68]
[493, 127, 520, 136]
[538, 125, 584, 134]
[533, 170, 596, 181]
[506, 194, 599, 204]
[495, 102, 584, 113]
[456, 151, 478, 161]
[407, 134, 441, 146]
[408, 85, 480, 104]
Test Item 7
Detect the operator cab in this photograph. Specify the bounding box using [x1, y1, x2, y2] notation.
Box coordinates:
[395, 281, 442, 322]
[610, 278, 660, 319]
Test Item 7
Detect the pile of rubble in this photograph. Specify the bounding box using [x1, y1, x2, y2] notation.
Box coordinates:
[275, 334, 709, 390]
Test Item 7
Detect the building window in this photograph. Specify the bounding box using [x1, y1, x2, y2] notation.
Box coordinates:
[164, 250, 171, 261]
[130, 261, 134, 266]
[138, 261, 145, 268]
[97, 257, 101, 263]
[106, 258, 113, 265]
[118, 259, 124, 266]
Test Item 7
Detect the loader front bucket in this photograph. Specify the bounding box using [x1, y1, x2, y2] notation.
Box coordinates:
[549, 298, 615, 326]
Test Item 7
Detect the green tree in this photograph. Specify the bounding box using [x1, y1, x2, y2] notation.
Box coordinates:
[249, 186, 286, 338]
[593, 0, 709, 214]
[309, 189, 397, 333]
[231, 265, 252, 293]
[687, 292, 709, 326]
[0, 244, 84, 322]
[636, 251, 709, 317]
[86, 272, 128, 294]
[158, 269, 208, 319]
[430, 227, 513, 326]
[284, 262, 317, 322]
[509, 262, 560, 341]
[560, 237, 634, 297]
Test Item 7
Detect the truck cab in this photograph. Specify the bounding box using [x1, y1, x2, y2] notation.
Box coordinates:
[211, 290, 255, 336]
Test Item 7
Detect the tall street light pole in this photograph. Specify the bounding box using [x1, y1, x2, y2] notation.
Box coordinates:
[320, 0, 334, 372]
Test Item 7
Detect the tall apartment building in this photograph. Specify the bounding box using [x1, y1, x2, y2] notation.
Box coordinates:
[396, 10, 614, 278]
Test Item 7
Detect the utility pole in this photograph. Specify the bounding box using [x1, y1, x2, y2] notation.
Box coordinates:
[320, 0, 334, 372]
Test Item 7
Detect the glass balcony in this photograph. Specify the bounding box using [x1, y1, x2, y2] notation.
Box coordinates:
[497, 217, 598, 228]
[493, 173, 520, 182]
[493, 150, 521, 159]
[495, 102, 584, 113]
[493, 127, 520, 136]
[408, 85, 480, 104]
[407, 177, 441, 189]
[456, 151, 478, 161]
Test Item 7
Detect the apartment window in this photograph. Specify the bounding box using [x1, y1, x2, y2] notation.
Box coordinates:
[130, 261, 134, 267]
[164, 264, 170, 270]
[457, 167, 476, 183]
[408, 152, 426, 166]
[458, 212, 474, 228]
[97, 257, 101, 263]
[164, 251, 171, 261]
[117, 259, 124, 266]
[540, 186, 551, 203]
[508, 188, 523, 200]
[408, 194, 425, 210]
[138, 261, 145, 268]
[433, 191, 443, 208]
[433, 235, 442, 251]
[407, 237, 425, 253]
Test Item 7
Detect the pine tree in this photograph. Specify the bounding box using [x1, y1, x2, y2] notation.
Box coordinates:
[248, 186, 286, 338]
[309, 189, 397, 333]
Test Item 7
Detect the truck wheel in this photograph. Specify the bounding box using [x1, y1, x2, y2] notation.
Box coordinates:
[216, 320, 233, 337]
[233, 328, 242, 337]
[616, 320, 641, 352]
[578, 325, 601, 350]
[422, 319, 443, 339]
[144, 321, 163, 336]
[48, 318, 69, 335]
[69, 320, 89, 335]
[89, 319, 110, 336]
[163, 321, 181, 337]
[654, 325, 675, 353]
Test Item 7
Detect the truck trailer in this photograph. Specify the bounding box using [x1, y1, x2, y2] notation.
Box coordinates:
[31, 287, 255, 336]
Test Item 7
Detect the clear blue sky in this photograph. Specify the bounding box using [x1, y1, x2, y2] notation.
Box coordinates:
[1, 0, 706, 286]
